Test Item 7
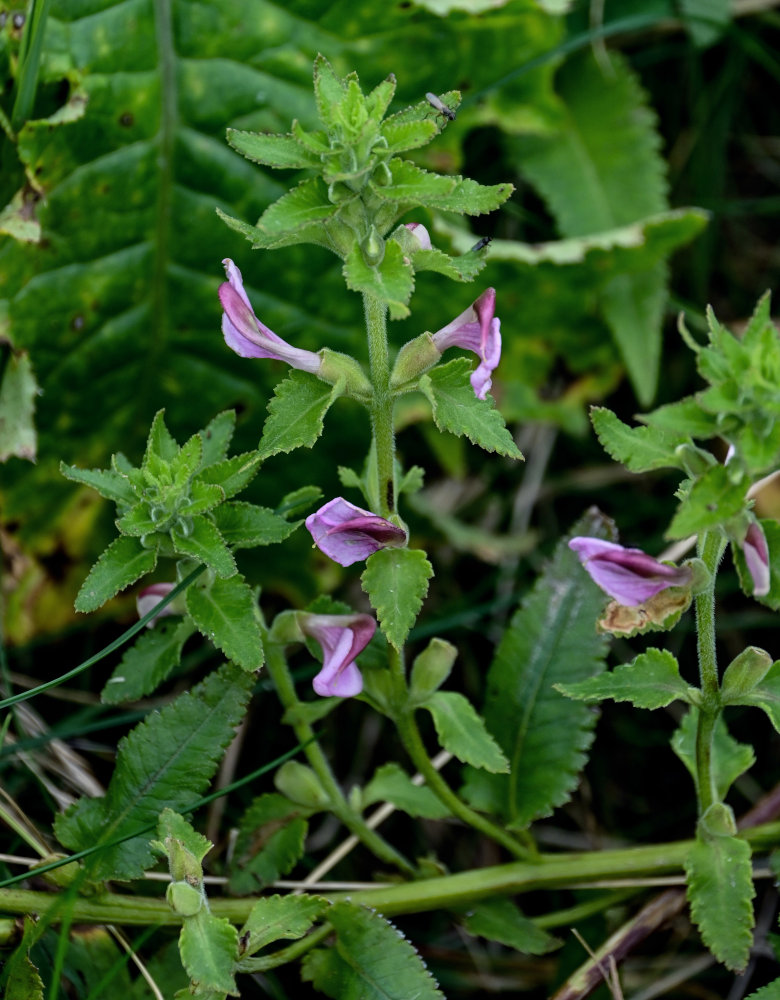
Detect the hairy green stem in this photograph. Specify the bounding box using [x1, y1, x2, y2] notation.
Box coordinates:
[694, 530, 727, 815]
[2, 822, 777, 927]
[364, 293, 396, 517]
[394, 705, 532, 860]
[264, 642, 415, 875]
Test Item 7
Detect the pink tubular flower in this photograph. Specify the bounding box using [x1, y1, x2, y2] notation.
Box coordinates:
[743, 521, 770, 597]
[305, 497, 407, 567]
[137, 583, 179, 628]
[219, 259, 321, 372]
[431, 288, 501, 399]
[569, 537, 693, 606]
[299, 613, 376, 697]
[405, 222, 432, 250]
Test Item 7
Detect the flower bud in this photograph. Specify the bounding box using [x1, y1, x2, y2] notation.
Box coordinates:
[721, 645, 773, 701]
[390, 333, 441, 391]
[361, 226, 385, 266]
[274, 761, 330, 808]
[318, 348, 373, 401]
[410, 637, 457, 699]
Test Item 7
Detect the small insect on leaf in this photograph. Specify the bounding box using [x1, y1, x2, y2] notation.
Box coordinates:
[470, 236, 492, 252]
[425, 92, 456, 121]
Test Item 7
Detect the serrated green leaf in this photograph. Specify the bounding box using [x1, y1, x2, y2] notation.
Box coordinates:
[212, 502, 298, 549]
[2, 915, 44, 1000]
[116, 501, 159, 537]
[199, 410, 237, 468]
[591, 406, 685, 472]
[423, 691, 509, 773]
[0, 352, 38, 463]
[229, 793, 309, 893]
[55, 664, 253, 881]
[156, 808, 213, 867]
[186, 574, 263, 671]
[258, 177, 336, 237]
[258, 372, 342, 460]
[313, 53, 346, 129]
[276, 485, 324, 519]
[74, 535, 158, 613]
[411, 247, 487, 283]
[240, 894, 327, 958]
[179, 910, 238, 994]
[60, 461, 137, 506]
[102, 620, 194, 704]
[557, 648, 694, 709]
[462, 898, 559, 955]
[672, 709, 756, 801]
[667, 464, 747, 539]
[379, 159, 457, 203]
[226, 128, 321, 168]
[381, 119, 438, 152]
[179, 481, 226, 516]
[172, 515, 236, 578]
[462, 510, 612, 828]
[685, 833, 754, 970]
[745, 981, 780, 1000]
[421, 359, 522, 459]
[343, 240, 414, 320]
[361, 547, 433, 650]
[640, 396, 721, 439]
[425, 176, 515, 215]
[302, 902, 444, 1000]
[362, 762, 450, 819]
[196, 452, 261, 499]
[739, 662, 780, 733]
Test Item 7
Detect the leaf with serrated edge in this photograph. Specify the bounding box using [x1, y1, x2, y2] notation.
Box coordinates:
[462, 510, 612, 828]
[102, 620, 193, 704]
[557, 648, 693, 709]
[212, 502, 298, 549]
[60, 461, 137, 505]
[240, 895, 326, 957]
[423, 691, 509, 772]
[591, 406, 684, 472]
[54, 664, 253, 881]
[421, 359, 522, 459]
[186, 575, 263, 671]
[462, 899, 559, 955]
[302, 902, 444, 1000]
[226, 129, 320, 168]
[685, 834, 754, 971]
[362, 763, 450, 819]
[179, 910, 238, 994]
[343, 241, 414, 320]
[671, 709, 755, 801]
[229, 793, 309, 893]
[259, 372, 342, 460]
[361, 548, 433, 650]
[74, 535, 157, 613]
[668, 464, 746, 538]
[172, 515, 236, 578]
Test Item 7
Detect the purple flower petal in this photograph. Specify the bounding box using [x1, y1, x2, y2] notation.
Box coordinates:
[743, 522, 770, 597]
[299, 613, 376, 697]
[569, 537, 693, 606]
[305, 497, 407, 567]
[431, 288, 501, 399]
[137, 583, 178, 628]
[405, 222, 432, 250]
[219, 259, 321, 373]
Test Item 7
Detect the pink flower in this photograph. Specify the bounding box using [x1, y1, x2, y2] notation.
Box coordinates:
[219, 259, 321, 372]
[431, 288, 501, 399]
[405, 222, 432, 250]
[298, 613, 376, 697]
[136, 583, 179, 628]
[305, 497, 407, 567]
[743, 522, 770, 597]
[569, 537, 693, 606]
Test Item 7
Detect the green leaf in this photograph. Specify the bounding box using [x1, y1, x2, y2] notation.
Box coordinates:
[685, 833, 754, 970]
[240, 894, 326, 957]
[60, 460, 137, 506]
[420, 359, 523, 459]
[226, 128, 321, 168]
[0, 351, 38, 462]
[172, 515, 237, 578]
[745, 981, 780, 1000]
[462, 510, 612, 828]
[179, 910, 238, 994]
[378, 159, 457, 203]
[54, 664, 253, 881]
[185, 574, 263, 671]
[671, 709, 756, 801]
[423, 691, 509, 773]
[2, 915, 44, 1000]
[155, 808, 213, 868]
[102, 620, 194, 704]
[257, 177, 337, 237]
[74, 535, 158, 613]
[381, 119, 438, 153]
[362, 762, 450, 819]
[144, 409, 180, 467]
[640, 396, 721, 439]
[198, 410, 237, 468]
[361, 547, 433, 650]
[343, 240, 414, 320]
[301, 902, 444, 1000]
[212, 502, 298, 549]
[258, 372, 342, 460]
[228, 793, 309, 893]
[739, 662, 780, 733]
[591, 406, 685, 472]
[411, 246, 487, 283]
[462, 898, 559, 955]
[557, 648, 694, 709]
[667, 464, 747, 539]
[680, 0, 730, 48]
[196, 452, 261, 499]
[514, 50, 670, 404]
[424, 176, 515, 215]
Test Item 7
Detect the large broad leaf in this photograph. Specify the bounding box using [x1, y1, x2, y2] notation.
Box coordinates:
[54, 664, 253, 881]
[513, 49, 672, 405]
[462, 510, 612, 829]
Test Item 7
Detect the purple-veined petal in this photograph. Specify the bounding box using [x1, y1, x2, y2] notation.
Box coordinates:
[431, 287, 501, 399]
[405, 222, 432, 250]
[743, 521, 770, 597]
[299, 613, 376, 697]
[305, 497, 407, 567]
[569, 537, 693, 606]
[137, 583, 178, 628]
